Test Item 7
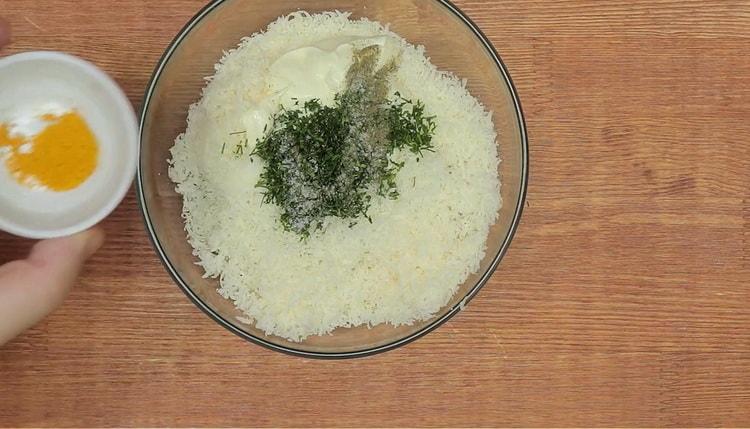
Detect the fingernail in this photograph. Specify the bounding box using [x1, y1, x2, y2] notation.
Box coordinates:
[82, 227, 106, 258]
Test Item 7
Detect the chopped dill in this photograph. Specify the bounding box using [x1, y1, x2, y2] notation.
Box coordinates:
[250, 45, 436, 237]
[223, 131, 250, 158]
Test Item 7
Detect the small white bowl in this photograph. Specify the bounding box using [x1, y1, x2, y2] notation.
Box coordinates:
[0, 51, 137, 239]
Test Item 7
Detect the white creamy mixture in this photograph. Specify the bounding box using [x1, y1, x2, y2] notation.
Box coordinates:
[169, 12, 501, 341]
[239, 35, 399, 144]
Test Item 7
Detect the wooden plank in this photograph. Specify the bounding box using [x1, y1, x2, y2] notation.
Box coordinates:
[1, 0, 749, 426]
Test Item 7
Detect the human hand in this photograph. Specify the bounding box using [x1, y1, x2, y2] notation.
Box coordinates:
[0, 229, 105, 346]
[0, 19, 106, 346]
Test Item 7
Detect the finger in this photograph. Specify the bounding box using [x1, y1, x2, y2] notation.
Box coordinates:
[0, 18, 10, 48]
[28, 227, 105, 288]
[0, 228, 105, 346]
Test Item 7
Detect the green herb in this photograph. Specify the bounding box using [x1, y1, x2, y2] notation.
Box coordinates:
[223, 131, 250, 158]
[251, 45, 436, 237]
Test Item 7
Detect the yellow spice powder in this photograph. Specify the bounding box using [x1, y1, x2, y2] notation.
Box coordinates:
[0, 110, 98, 191]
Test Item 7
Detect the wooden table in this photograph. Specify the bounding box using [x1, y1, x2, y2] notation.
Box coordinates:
[1, 0, 749, 426]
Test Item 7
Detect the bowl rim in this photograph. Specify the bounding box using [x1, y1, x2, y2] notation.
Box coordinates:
[136, 0, 529, 359]
[0, 51, 138, 239]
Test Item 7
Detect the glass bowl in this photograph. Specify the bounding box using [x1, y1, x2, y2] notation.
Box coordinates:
[138, 0, 528, 358]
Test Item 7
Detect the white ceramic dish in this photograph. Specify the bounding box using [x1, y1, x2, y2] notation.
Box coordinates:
[0, 51, 137, 239]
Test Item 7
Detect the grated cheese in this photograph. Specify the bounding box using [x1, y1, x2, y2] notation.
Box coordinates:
[168, 11, 501, 342]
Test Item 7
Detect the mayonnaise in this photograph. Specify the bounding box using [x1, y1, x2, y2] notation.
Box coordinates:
[268, 35, 397, 108]
[268, 43, 352, 107]
[238, 36, 400, 152]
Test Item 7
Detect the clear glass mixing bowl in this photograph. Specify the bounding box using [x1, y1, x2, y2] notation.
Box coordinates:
[138, 0, 528, 358]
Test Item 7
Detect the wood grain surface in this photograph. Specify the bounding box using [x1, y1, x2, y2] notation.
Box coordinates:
[1, 0, 749, 427]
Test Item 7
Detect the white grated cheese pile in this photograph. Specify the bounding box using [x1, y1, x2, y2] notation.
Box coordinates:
[168, 11, 501, 342]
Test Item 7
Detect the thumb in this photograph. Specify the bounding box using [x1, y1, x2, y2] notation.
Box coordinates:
[0, 228, 105, 346]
